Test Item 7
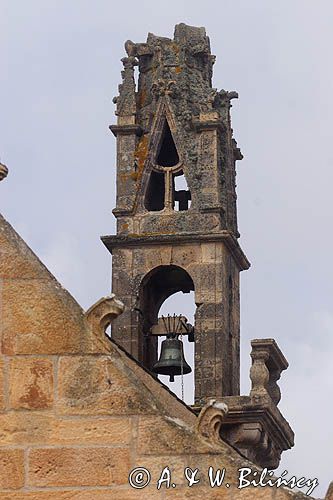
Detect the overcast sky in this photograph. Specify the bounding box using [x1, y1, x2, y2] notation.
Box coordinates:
[1, 1, 332, 497]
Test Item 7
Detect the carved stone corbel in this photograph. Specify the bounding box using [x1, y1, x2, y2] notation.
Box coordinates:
[227, 422, 263, 449]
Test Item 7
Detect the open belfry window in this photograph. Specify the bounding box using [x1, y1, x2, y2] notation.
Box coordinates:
[145, 118, 191, 211]
[156, 121, 179, 167]
[173, 171, 191, 211]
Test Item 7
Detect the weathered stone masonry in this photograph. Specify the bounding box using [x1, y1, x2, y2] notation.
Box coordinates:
[102, 23, 296, 471]
[102, 23, 249, 403]
[0, 212, 324, 498]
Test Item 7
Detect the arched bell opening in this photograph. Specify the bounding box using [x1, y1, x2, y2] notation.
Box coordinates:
[138, 265, 195, 399]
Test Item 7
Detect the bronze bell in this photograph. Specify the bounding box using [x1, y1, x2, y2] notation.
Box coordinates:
[152, 335, 192, 382]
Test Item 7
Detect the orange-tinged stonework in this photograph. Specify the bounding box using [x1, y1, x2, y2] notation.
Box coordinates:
[0, 210, 329, 498]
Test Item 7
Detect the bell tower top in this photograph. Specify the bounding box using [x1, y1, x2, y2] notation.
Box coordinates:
[105, 23, 247, 258]
[102, 22, 250, 400]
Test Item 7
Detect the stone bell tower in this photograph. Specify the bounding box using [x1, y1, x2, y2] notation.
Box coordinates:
[102, 23, 250, 405]
[102, 24, 294, 468]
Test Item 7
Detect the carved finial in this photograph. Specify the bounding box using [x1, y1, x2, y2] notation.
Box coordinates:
[125, 39, 137, 57]
[115, 56, 138, 117]
[121, 56, 138, 70]
[0, 162, 8, 181]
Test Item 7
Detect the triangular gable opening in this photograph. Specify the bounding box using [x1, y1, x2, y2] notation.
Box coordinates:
[156, 119, 179, 167]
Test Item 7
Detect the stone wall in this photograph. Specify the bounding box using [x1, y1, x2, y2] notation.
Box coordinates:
[0, 213, 321, 498]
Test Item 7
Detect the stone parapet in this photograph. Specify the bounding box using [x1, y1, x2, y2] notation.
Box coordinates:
[192, 339, 294, 469]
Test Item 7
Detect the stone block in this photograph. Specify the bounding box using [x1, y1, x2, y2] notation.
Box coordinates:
[9, 357, 54, 410]
[134, 455, 186, 488]
[201, 243, 216, 263]
[0, 490, 159, 499]
[28, 447, 130, 487]
[0, 449, 24, 490]
[57, 355, 153, 415]
[111, 269, 134, 295]
[0, 412, 132, 446]
[1, 279, 86, 355]
[160, 246, 172, 265]
[144, 248, 163, 269]
[0, 358, 6, 410]
[137, 416, 211, 456]
[112, 249, 131, 270]
[132, 249, 149, 275]
[165, 488, 230, 499]
[171, 244, 201, 268]
[181, 453, 247, 489]
[0, 217, 51, 280]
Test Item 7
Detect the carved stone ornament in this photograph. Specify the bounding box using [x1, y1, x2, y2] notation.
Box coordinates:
[85, 294, 124, 336]
[196, 399, 228, 445]
[115, 56, 138, 116]
[151, 79, 179, 100]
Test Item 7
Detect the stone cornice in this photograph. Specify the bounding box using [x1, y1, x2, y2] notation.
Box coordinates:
[101, 230, 250, 271]
[221, 396, 294, 458]
[251, 338, 289, 371]
[109, 124, 143, 137]
[219, 395, 295, 451]
[192, 394, 294, 469]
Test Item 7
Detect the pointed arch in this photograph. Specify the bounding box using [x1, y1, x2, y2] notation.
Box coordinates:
[156, 119, 179, 167]
[149, 99, 183, 168]
[136, 98, 192, 213]
[136, 99, 181, 209]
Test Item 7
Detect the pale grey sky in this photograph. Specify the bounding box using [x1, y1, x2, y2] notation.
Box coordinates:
[1, 1, 332, 497]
